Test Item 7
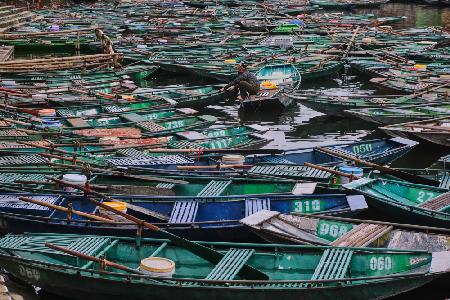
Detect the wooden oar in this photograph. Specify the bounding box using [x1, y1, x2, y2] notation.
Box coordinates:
[304, 162, 361, 180]
[316, 147, 440, 186]
[45, 243, 145, 275]
[18, 196, 114, 223]
[177, 164, 252, 170]
[48, 177, 268, 280]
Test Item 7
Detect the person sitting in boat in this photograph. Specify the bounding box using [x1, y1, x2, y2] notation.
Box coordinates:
[220, 63, 260, 100]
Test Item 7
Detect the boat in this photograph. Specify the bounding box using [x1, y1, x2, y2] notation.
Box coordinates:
[241, 211, 450, 251]
[132, 85, 228, 108]
[245, 138, 417, 166]
[0, 232, 448, 300]
[240, 64, 301, 111]
[0, 192, 367, 241]
[380, 117, 450, 146]
[343, 178, 450, 228]
[345, 102, 450, 125]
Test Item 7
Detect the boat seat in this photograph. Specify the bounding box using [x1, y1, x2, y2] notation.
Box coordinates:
[196, 180, 231, 197]
[311, 248, 353, 280]
[249, 165, 332, 180]
[103, 105, 127, 113]
[0, 235, 113, 258]
[258, 155, 295, 164]
[418, 192, 450, 211]
[66, 118, 91, 128]
[56, 108, 76, 117]
[0, 155, 47, 166]
[0, 195, 60, 211]
[137, 121, 166, 133]
[106, 157, 160, 167]
[331, 223, 393, 247]
[168, 140, 205, 149]
[205, 248, 255, 280]
[169, 201, 199, 224]
[0, 173, 56, 184]
[439, 173, 450, 189]
[0, 129, 28, 137]
[324, 146, 355, 158]
[156, 183, 176, 189]
[245, 198, 271, 217]
[120, 113, 146, 123]
[116, 148, 152, 159]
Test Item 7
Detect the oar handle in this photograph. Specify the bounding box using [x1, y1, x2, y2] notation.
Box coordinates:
[18, 196, 113, 223]
[45, 243, 144, 275]
[317, 147, 376, 168]
[303, 162, 360, 180]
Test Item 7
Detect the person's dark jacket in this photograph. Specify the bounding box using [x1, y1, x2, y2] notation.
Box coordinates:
[224, 71, 259, 89]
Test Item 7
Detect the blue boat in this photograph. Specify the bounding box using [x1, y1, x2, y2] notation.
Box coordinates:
[108, 138, 417, 175]
[0, 193, 367, 242]
[246, 137, 417, 166]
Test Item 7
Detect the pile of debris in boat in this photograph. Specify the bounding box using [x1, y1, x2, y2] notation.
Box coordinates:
[0, 0, 447, 299]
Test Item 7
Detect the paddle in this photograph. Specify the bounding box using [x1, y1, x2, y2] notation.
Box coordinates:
[18, 196, 114, 223]
[316, 147, 440, 186]
[304, 162, 361, 180]
[176, 164, 252, 170]
[48, 177, 269, 280]
[45, 243, 145, 275]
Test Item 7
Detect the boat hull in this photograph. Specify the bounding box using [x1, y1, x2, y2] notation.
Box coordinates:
[0, 256, 439, 300]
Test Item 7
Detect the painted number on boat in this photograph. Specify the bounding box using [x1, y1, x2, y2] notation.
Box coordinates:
[293, 199, 321, 213]
[352, 143, 373, 155]
[317, 220, 353, 241]
[18, 265, 40, 281]
[369, 256, 392, 271]
[416, 191, 435, 203]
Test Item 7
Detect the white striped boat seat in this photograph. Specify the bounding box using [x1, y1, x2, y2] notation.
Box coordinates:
[169, 201, 199, 224]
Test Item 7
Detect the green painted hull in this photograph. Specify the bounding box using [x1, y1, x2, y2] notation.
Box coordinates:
[0, 233, 443, 300]
[0, 258, 438, 300]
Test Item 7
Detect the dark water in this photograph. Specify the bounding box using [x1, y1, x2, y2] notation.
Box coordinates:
[4, 2, 450, 300]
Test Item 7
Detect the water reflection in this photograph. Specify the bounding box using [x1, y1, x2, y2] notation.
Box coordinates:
[355, 3, 450, 29]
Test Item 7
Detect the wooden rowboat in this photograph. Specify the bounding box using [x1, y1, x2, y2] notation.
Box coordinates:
[0, 233, 447, 300]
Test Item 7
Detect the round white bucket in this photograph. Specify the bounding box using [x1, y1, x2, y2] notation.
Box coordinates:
[139, 257, 175, 278]
[222, 155, 245, 165]
[62, 174, 87, 194]
[98, 202, 127, 221]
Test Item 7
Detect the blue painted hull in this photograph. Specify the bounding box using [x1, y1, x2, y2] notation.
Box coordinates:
[0, 193, 365, 240]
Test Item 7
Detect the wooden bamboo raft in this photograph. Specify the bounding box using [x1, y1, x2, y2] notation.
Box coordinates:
[0, 53, 123, 73]
[331, 223, 393, 247]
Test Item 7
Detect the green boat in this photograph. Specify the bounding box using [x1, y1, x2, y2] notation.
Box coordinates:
[380, 117, 450, 147]
[0, 171, 299, 196]
[241, 211, 450, 251]
[132, 85, 228, 108]
[0, 233, 447, 300]
[345, 102, 450, 125]
[241, 64, 301, 111]
[343, 178, 450, 228]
